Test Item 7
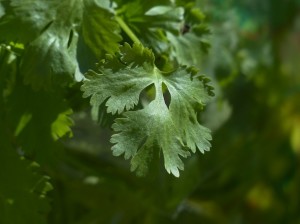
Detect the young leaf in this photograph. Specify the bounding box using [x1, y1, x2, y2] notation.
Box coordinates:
[167, 5, 211, 67]
[82, 43, 213, 177]
[167, 24, 210, 66]
[116, 1, 210, 66]
[117, 1, 183, 53]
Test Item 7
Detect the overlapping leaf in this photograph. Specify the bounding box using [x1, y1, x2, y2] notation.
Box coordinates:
[116, 0, 211, 67]
[0, 49, 52, 223]
[82, 43, 212, 177]
[167, 24, 210, 66]
[117, 0, 183, 53]
[0, 43, 73, 176]
[167, 4, 211, 66]
[6, 77, 74, 164]
[0, 0, 121, 90]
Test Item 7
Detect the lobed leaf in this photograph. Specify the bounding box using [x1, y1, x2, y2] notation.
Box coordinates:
[82, 43, 213, 177]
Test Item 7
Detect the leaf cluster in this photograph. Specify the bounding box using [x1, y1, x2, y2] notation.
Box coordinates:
[0, 0, 214, 223]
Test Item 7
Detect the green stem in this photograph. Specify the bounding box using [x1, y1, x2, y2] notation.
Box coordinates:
[115, 16, 141, 44]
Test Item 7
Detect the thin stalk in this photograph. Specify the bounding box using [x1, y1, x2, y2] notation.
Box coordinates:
[115, 16, 141, 44]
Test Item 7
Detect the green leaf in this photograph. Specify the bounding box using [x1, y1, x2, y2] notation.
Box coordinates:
[82, 0, 122, 58]
[167, 24, 210, 66]
[82, 43, 212, 177]
[51, 109, 74, 141]
[6, 78, 73, 164]
[1, 44, 72, 165]
[117, 1, 210, 67]
[0, 146, 52, 224]
[21, 26, 82, 90]
[82, 43, 155, 119]
[0, 82, 52, 223]
[117, 1, 184, 53]
[0, 0, 121, 90]
[167, 4, 211, 67]
[0, 44, 17, 97]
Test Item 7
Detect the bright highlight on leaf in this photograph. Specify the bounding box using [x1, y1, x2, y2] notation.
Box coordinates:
[82, 43, 213, 177]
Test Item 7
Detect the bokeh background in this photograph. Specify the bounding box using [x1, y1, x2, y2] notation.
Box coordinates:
[0, 0, 300, 224]
[45, 0, 300, 223]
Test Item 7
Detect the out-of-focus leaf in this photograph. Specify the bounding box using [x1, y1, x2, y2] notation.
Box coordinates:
[0, 0, 121, 90]
[0, 145, 52, 224]
[117, 0, 183, 53]
[6, 79, 73, 163]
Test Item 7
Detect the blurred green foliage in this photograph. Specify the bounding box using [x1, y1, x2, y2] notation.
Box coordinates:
[1, 0, 300, 223]
[52, 0, 300, 223]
